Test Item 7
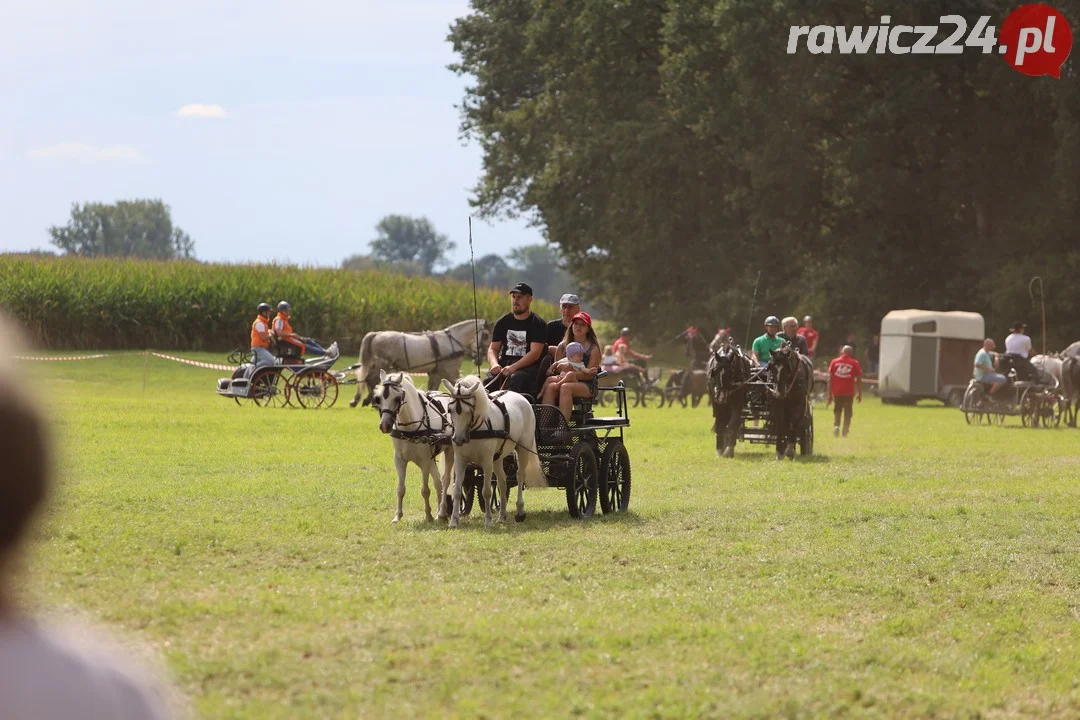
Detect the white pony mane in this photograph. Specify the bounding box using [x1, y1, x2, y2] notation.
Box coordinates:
[449, 375, 490, 416]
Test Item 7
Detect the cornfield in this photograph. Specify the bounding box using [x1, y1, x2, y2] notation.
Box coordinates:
[0, 255, 556, 353]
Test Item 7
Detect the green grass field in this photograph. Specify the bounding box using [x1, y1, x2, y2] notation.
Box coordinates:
[16, 351, 1080, 718]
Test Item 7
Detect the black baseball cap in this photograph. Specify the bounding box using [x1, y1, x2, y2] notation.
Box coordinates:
[1013, 321, 1027, 330]
[509, 282, 533, 296]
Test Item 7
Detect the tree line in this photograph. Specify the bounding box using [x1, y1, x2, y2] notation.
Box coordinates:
[342, 214, 574, 305]
[448, 0, 1080, 351]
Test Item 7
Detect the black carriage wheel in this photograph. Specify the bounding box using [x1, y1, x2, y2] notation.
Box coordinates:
[962, 384, 984, 425]
[1044, 396, 1063, 428]
[252, 369, 289, 408]
[443, 472, 476, 518]
[293, 371, 331, 409]
[566, 443, 598, 519]
[598, 442, 631, 514]
[476, 470, 507, 514]
[1020, 388, 1039, 428]
[321, 373, 339, 408]
[641, 385, 665, 408]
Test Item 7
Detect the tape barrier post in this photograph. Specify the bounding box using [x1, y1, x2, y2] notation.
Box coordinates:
[143, 350, 149, 392]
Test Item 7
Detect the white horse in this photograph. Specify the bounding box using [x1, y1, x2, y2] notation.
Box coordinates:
[1031, 354, 1062, 387]
[1064, 341, 1080, 358]
[372, 370, 455, 524]
[350, 319, 493, 408]
[440, 375, 546, 528]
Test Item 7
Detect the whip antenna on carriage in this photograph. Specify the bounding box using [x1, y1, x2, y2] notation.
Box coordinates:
[744, 270, 761, 349]
[1029, 276, 1046, 356]
[469, 216, 482, 374]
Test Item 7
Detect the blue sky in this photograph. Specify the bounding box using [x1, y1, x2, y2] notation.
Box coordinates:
[0, 0, 544, 267]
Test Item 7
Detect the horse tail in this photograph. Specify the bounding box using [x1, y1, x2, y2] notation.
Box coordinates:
[516, 406, 548, 488]
[357, 332, 378, 383]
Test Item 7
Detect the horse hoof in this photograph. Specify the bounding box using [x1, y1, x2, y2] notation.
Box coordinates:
[724, 448, 734, 459]
[515, 512, 526, 523]
[391, 516, 401, 524]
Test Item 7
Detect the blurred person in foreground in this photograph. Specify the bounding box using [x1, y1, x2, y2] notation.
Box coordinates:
[0, 314, 172, 720]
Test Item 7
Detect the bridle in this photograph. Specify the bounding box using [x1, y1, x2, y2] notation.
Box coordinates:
[772, 348, 803, 400]
[374, 374, 448, 436]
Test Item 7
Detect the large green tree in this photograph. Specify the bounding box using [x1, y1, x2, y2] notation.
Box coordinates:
[48, 200, 195, 260]
[449, 0, 1079, 349]
[369, 215, 456, 275]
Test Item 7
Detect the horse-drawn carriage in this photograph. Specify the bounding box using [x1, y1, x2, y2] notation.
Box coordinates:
[216, 337, 344, 409]
[444, 373, 633, 521]
[707, 342, 814, 459]
[596, 364, 665, 408]
[960, 355, 1067, 427]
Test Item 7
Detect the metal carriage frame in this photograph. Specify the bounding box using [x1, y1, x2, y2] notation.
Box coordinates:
[734, 367, 815, 455]
[960, 376, 1067, 428]
[217, 341, 345, 409]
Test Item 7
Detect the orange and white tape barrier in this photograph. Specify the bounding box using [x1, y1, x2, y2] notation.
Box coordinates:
[150, 352, 234, 372]
[14, 354, 109, 361]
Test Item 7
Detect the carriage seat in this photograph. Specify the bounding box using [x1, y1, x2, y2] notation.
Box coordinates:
[269, 333, 304, 365]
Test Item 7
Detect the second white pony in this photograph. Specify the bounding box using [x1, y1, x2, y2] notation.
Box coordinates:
[440, 375, 546, 528]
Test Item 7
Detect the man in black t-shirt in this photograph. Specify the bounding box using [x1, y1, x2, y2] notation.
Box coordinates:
[546, 293, 581, 355]
[485, 282, 548, 394]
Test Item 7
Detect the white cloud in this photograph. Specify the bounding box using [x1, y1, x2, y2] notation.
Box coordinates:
[26, 143, 144, 162]
[176, 103, 228, 119]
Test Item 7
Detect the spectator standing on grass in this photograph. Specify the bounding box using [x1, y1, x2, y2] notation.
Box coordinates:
[827, 345, 862, 438]
[845, 333, 858, 360]
[866, 334, 880, 375]
[0, 313, 172, 720]
[797, 316, 819, 358]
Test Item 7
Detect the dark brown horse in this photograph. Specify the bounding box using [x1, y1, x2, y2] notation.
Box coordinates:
[707, 344, 751, 458]
[768, 342, 814, 461]
[1063, 355, 1080, 427]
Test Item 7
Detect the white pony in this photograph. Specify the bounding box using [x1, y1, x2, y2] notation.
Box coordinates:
[440, 375, 546, 528]
[372, 370, 454, 524]
[350, 319, 492, 408]
[1031, 354, 1062, 387]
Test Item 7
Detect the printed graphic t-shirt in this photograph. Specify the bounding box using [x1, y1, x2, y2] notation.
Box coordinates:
[493, 311, 547, 369]
[829, 356, 863, 396]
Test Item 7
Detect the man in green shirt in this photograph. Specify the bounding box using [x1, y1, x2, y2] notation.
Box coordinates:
[751, 316, 785, 365]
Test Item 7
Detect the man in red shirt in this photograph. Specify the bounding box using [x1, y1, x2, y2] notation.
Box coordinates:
[797, 315, 819, 359]
[827, 345, 862, 438]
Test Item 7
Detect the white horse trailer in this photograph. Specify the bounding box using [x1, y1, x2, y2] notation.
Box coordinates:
[878, 310, 985, 406]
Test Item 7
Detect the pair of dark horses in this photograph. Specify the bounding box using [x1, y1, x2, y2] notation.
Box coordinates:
[706, 342, 814, 460]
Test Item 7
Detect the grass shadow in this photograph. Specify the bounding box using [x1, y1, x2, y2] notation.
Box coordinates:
[410, 507, 646, 533]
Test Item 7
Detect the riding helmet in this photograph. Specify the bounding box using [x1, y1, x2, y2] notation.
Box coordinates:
[765, 315, 780, 326]
[277, 301, 292, 312]
[257, 302, 272, 315]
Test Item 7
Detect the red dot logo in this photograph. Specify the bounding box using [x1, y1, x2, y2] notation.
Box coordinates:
[999, 4, 1073, 78]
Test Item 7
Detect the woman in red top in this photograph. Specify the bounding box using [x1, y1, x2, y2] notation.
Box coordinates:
[827, 345, 862, 437]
